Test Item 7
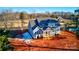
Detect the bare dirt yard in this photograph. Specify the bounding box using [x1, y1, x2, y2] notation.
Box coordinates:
[9, 31, 79, 51]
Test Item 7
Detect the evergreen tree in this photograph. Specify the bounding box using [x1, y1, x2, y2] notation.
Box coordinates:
[20, 12, 25, 29]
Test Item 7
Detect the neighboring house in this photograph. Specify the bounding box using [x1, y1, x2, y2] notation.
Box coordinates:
[15, 18, 60, 39]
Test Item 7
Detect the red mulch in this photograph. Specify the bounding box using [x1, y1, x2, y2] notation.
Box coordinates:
[9, 31, 78, 51]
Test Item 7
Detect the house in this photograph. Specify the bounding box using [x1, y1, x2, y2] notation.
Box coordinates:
[15, 18, 60, 39]
[39, 19, 60, 38]
[28, 19, 43, 39]
[28, 18, 60, 39]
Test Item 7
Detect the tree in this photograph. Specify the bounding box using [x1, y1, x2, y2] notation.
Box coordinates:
[0, 10, 14, 29]
[20, 12, 25, 19]
[75, 9, 79, 15]
[70, 14, 75, 20]
[20, 12, 25, 29]
[50, 14, 58, 18]
[0, 29, 13, 51]
[74, 9, 79, 36]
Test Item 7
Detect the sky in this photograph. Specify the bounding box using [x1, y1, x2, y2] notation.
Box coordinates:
[0, 7, 79, 13]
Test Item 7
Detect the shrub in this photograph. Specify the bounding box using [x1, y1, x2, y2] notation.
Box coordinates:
[0, 29, 12, 51]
